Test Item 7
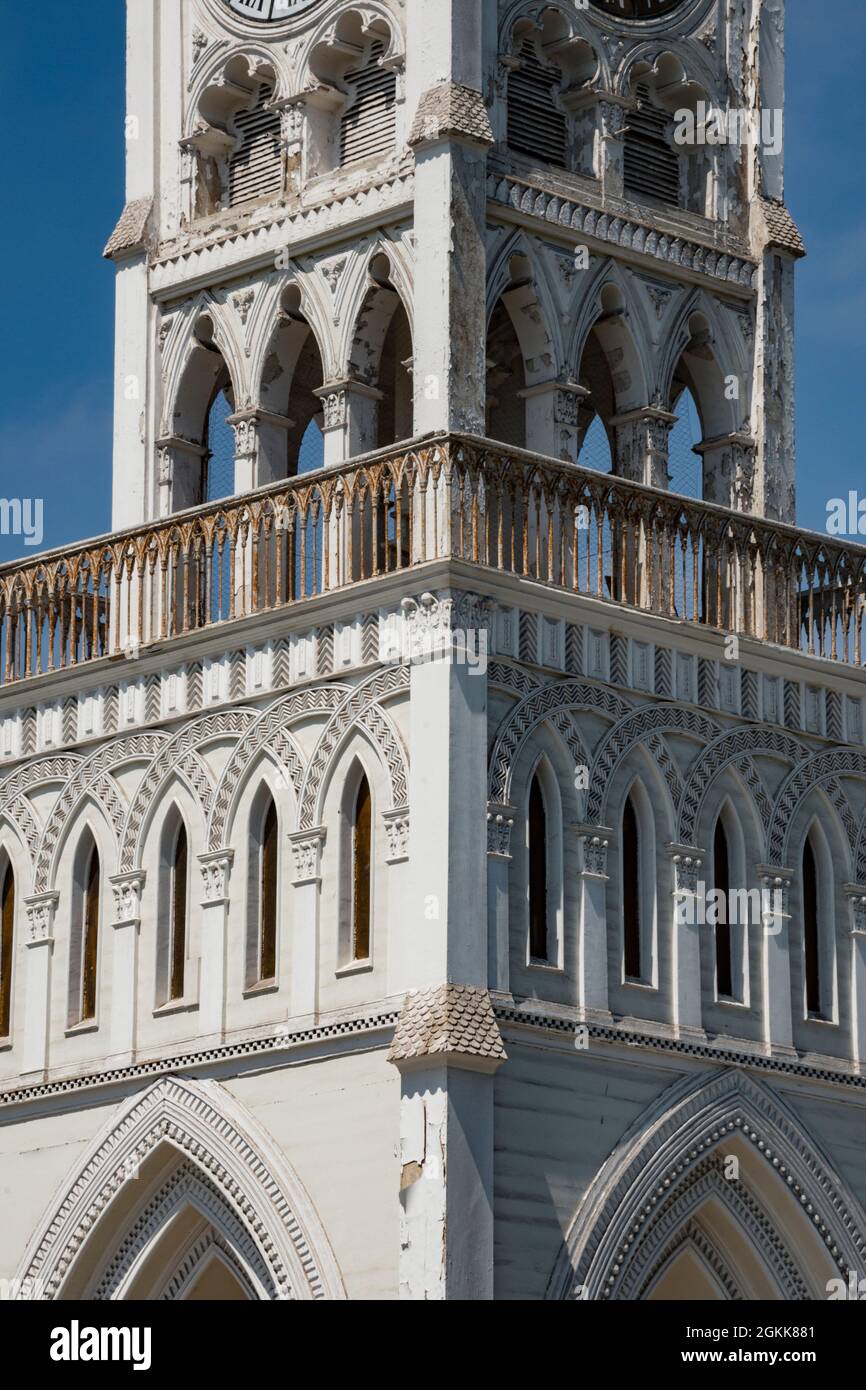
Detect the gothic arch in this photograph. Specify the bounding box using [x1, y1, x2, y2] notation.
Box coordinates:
[0, 754, 81, 863]
[162, 294, 248, 444]
[488, 678, 630, 808]
[548, 1068, 866, 1301]
[13, 1076, 346, 1301]
[677, 726, 808, 852]
[587, 704, 723, 828]
[498, 1, 608, 88]
[567, 259, 653, 412]
[35, 733, 168, 893]
[615, 41, 721, 110]
[486, 233, 565, 384]
[657, 290, 747, 441]
[208, 686, 350, 852]
[119, 711, 255, 874]
[298, 667, 409, 831]
[768, 750, 866, 869]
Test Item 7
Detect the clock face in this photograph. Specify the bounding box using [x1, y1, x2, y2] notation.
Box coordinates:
[589, 0, 685, 18]
[223, 0, 320, 20]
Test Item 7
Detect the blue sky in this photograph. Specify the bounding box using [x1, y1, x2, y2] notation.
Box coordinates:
[0, 0, 863, 563]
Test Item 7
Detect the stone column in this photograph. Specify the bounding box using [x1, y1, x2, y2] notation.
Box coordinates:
[384, 811, 411, 996]
[520, 381, 590, 463]
[22, 893, 58, 1076]
[315, 381, 383, 468]
[405, 0, 492, 437]
[229, 408, 295, 491]
[388, 986, 506, 1300]
[757, 866, 795, 1053]
[576, 827, 613, 1021]
[597, 97, 629, 198]
[694, 432, 757, 512]
[289, 828, 325, 1019]
[156, 436, 208, 516]
[486, 803, 515, 995]
[668, 845, 706, 1039]
[846, 887, 866, 1067]
[612, 408, 677, 490]
[198, 851, 233, 1041]
[108, 871, 145, 1065]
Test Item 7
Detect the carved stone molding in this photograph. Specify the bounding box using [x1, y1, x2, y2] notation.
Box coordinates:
[289, 827, 326, 885]
[110, 872, 146, 927]
[24, 892, 59, 947]
[199, 850, 234, 904]
[382, 808, 409, 864]
[487, 803, 515, 859]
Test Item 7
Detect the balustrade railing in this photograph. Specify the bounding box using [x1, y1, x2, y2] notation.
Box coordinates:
[1, 434, 865, 688]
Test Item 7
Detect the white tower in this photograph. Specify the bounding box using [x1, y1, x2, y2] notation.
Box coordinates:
[2, 0, 866, 1305]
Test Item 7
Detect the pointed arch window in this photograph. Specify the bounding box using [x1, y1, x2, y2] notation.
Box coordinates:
[0, 861, 14, 1038]
[622, 795, 642, 981]
[352, 774, 372, 962]
[169, 823, 188, 1003]
[528, 774, 549, 962]
[713, 816, 733, 999]
[802, 837, 821, 1017]
[246, 790, 278, 989]
[69, 838, 101, 1026]
[259, 797, 278, 983]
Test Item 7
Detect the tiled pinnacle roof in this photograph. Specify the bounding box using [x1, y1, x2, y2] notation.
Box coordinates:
[408, 82, 494, 149]
[388, 984, 507, 1065]
[103, 197, 153, 260]
[760, 198, 806, 258]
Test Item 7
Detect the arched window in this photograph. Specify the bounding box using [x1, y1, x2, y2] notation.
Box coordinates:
[352, 774, 372, 961]
[622, 795, 642, 981]
[713, 816, 733, 999]
[246, 790, 278, 988]
[70, 838, 101, 1026]
[507, 39, 567, 166]
[169, 823, 188, 1003]
[229, 81, 282, 208]
[0, 861, 13, 1038]
[528, 774, 549, 962]
[802, 837, 821, 1017]
[340, 40, 396, 167]
[205, 387, 235, 503]
[624, 85, 680, 206]
[259, 797, 278, 983]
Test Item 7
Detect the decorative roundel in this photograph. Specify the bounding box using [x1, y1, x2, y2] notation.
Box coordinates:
[589, 0, 685, 18]
[223, 0, 321, 21]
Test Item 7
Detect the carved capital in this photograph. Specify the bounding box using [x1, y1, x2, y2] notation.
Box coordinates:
[199, 851, 234, 904]
[25, 892, 59, 946]
[668, 844, 706, 896]
[110, 872, 146, 926]
[289, 828, 326, 885]
[845, 885, 866, 937]
[487, 803, 516, 858]
[382, 808, 410, 864]
[575, 825, 612, 878]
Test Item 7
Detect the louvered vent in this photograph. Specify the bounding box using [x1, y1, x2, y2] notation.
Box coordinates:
[340, 41, 397, 166]
[507, 41, 567, 167]
[624, 86, 680, 206]
[229, 83, 282, 208]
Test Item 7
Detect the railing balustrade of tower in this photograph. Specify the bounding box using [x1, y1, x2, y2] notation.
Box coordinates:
[1, 434, 864, 689]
